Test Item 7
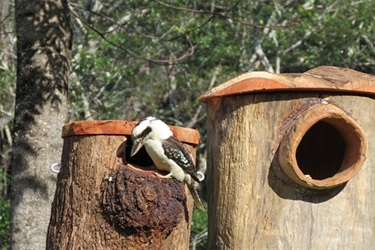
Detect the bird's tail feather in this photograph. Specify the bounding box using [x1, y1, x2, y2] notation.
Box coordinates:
[188, 185, 205, 211]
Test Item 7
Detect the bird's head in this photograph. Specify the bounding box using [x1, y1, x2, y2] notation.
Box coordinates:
[130, 116, 173, 157]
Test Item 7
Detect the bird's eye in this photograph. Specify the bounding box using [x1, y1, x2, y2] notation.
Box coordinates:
[140, 126, 152, 138]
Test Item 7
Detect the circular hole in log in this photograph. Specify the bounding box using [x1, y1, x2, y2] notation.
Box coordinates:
[116, 137, 154, 167]
[125, 137, 154, 167]
[279, 103, 367, 189]
[296, 121, 345, 180]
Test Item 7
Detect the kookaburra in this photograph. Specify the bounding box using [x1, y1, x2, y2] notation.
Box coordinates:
[130, 116, 205, 210]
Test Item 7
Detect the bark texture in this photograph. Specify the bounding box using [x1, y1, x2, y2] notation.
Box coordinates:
[11, 0, 72, 249]
[47, 130, 197, 249]
[205, 93, 375, 249]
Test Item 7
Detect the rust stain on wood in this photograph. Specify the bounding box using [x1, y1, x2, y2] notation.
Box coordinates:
[101, 164, 187, 243]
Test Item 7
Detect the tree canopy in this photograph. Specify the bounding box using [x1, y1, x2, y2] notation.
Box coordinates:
[66, 0, 375, 123]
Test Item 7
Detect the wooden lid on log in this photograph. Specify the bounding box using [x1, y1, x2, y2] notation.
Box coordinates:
[198, 66, 375, 102]
[62, 120, 200, 146]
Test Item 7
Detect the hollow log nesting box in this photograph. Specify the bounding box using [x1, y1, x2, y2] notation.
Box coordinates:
[198, 66, 375, 249]
[46, 120, 200, 249]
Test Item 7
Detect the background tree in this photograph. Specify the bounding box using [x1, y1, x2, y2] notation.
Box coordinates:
[66, 0, 375, 124]
[0, 0, 16, 248]
[10, 0, 72, 249]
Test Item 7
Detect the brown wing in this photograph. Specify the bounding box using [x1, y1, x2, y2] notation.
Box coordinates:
[161, 136, 201, 182]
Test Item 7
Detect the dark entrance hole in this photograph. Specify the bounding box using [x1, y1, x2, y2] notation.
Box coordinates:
[296, 121, 346, 180]
[125, 138, 154, 167]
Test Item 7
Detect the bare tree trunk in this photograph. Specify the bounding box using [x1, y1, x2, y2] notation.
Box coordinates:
[11, 0, 72, 249]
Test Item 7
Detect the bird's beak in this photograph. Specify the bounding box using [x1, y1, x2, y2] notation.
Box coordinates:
[130, 138, 143, 157]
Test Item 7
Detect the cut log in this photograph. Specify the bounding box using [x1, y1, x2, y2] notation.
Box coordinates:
[46, 120, 200, 249]
[199, 66, 375, 249]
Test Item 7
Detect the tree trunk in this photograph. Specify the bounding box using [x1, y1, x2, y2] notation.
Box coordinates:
[11, 0, 72, 249]
[199, 67, 375, 249]
[47, 121, 199, 249]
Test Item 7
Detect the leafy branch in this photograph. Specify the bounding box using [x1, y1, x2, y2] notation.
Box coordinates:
[69, 1, 198, 65]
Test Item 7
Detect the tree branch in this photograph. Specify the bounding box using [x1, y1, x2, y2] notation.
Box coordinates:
[69, 2, 155, 39]
[282, 0, 339, 55]
[152, 0, 295, 29]
[185, 66, 219, 129]
[254, 43, 274, 73]
[0, 9, 14, 26]
[69, 6, 197, 65]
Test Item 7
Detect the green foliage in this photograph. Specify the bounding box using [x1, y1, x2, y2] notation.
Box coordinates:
[278, 1, 375, 73]
[0, 69, 15, 113]
[68, 0, 375, 128]
[0, 196, 10, 250]
[0, 2, 14, 247]
[0, 164, 10, 249]
[190, 204, 208, 249]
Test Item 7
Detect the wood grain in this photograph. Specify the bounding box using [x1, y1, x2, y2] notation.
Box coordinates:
[205, 93, 375, 249]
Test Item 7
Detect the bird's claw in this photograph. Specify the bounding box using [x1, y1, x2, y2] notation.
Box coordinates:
[155, 172, 173, 179]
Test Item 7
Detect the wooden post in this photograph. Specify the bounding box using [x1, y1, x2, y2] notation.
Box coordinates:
[198, 66, 375, 249]
[46, 120, 200, 249]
